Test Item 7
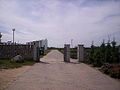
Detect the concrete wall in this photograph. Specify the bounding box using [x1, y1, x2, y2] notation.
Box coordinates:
[0, 45, 34, 59]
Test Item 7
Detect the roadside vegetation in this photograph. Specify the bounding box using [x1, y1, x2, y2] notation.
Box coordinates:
[89, 40, 119, 66]
[70, 47, 77, 59]
[0, 59, 35, 69]
[88, 40, 120, 79]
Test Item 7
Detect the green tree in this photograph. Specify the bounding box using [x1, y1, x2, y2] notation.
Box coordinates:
[89, 41, 95, 64]
[111, 39, 119, 63]
[100, 39, 106, 63]
[93, 48, 103, 67]
[105, 40, 112, 63]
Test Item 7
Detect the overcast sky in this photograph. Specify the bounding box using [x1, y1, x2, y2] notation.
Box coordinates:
[0, 0, 120, 47]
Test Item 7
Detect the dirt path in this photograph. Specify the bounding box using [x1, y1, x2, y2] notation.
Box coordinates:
[5, 50, 120, 90]
[0, 66, 31, 90]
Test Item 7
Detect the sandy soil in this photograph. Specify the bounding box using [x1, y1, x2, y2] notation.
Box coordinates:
[4, 50, 120, 90]
[0, 66, 31, 90]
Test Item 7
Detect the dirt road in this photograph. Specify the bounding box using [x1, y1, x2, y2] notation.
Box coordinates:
[5, 50, 120, 90]
[0, 66, 31, 90]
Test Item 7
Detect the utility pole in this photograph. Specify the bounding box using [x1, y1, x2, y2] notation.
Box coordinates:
[12, 29, 15, 44]
[12, 29, 15, 56]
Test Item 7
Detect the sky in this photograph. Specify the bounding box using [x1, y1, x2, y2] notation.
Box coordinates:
[0, 0, 120, 47]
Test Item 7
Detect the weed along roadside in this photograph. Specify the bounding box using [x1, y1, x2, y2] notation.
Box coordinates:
[88, 40, 120, 79]
[0, 59, 35, 69]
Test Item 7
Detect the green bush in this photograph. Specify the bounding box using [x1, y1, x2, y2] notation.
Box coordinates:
[89, 40, 120, 67]
[92, 61, 103, 67]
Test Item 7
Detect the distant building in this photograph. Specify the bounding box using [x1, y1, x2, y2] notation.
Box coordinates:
[26, 39, 48, 50]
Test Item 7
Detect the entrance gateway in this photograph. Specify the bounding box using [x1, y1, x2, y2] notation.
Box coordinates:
[64, 44, 85, 62]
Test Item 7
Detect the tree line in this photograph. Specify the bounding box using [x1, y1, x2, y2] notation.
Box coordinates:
[89, 40, 120, 67]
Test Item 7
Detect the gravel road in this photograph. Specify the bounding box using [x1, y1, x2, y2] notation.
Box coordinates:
[6, 50, 120, 90]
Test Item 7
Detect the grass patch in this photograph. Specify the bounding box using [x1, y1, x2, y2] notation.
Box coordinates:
[0, 59, 36, 69]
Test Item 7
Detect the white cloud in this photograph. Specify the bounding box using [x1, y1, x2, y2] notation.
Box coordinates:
[0, 0, 120, 47]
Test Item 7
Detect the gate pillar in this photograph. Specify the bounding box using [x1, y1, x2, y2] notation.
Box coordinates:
[77, 44, 84, 62]
[33, 44, 40, 62]
[64, 44, 70, 62]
